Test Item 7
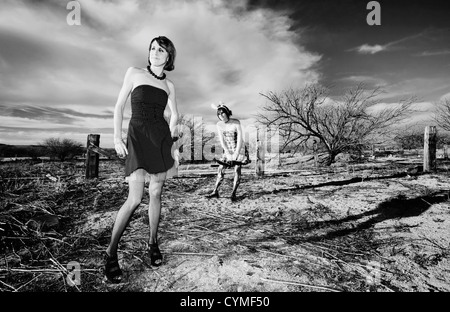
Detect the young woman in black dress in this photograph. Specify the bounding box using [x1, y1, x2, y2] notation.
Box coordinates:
[104, 36, 179, 283]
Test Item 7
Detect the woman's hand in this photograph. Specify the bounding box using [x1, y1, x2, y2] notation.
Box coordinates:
[171, 129, 179, 142]
[224, 152, 233, 161]
[114, 140, 128, 158]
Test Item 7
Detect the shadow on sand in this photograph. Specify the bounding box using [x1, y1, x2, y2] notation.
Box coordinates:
[300, 190, 449, 242]
[248, 171, 425, 198]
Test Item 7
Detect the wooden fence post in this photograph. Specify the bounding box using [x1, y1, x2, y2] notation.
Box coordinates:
[423, 126, 437, 172]
[86, 134, 100, 179]
[313, 140, 318, 167]
[256, 126, 265, 177]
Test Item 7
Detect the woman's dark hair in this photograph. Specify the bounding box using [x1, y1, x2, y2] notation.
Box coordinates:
[217, 105, 232, 119]
[148, 36, 176, 71]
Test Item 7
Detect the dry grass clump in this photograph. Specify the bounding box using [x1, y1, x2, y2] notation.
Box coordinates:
[0, 160, 127, 291]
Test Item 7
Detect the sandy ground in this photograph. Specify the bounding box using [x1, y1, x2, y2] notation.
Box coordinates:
[79, 157, 450, 292]
[1, 155, 450, 293]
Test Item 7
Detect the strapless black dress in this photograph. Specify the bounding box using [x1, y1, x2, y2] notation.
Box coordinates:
[125, 84, 174, 178]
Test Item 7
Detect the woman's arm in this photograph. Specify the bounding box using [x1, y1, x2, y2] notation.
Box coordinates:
[166, 79, 179, 138]
[233, 120, 243, 160]
[216, 123, 230, 159]
[113, 67, 134, 156]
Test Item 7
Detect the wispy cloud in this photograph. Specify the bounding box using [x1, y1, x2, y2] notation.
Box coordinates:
[355, 44, 385, 54]
[379, 78, 450, 101]
[339, 75, 387, 87]
[365, 101, 435, 129]
[0, 104, 112, 122]
[414, 50, 450, 57]
[350, 30, 428, 55]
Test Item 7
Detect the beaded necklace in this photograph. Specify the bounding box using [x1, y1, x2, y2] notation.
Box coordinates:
[147, 66, 166, 80]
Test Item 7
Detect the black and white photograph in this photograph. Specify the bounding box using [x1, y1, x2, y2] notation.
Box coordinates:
[1, 0, 450, 299]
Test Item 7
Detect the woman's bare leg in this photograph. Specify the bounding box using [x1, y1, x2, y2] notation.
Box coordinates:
[106, 180, 144, 256]
[148, 179, 164, 245]
[231, 165, 242, 200]
[207, 165, 225, 197]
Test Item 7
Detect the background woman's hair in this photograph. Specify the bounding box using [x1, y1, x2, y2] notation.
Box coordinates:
[217, 106, 232, 118]
[148, 36, 176, 71]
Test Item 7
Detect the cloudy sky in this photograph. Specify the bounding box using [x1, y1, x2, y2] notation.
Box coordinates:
[0, 0, 449, 147]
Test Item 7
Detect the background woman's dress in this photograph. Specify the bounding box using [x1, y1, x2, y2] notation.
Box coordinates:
[215, 129, 250, 168]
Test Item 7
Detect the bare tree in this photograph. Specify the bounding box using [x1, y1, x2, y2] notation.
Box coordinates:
[257, 83, 415, 166]
[41, 137, 83, 161]
[435, 98, 450, 131]
[394, 128, 423, 150]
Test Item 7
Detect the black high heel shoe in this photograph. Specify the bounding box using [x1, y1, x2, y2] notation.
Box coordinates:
[205, 192, 219, 199]
[149, 243, 163, 267]
[103, 252, 123, 284]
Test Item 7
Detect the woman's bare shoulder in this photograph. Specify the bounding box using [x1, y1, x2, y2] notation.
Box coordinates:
[166, 78, 175, 93]
[133, 66, 149, 73]
[229, 118, 241, 125]
[123, 67, 144, 79]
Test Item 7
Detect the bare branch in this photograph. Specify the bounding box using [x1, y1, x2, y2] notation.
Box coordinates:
[435, 98, 450, 132]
